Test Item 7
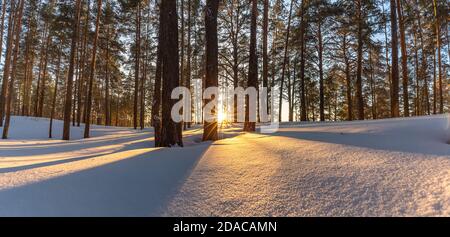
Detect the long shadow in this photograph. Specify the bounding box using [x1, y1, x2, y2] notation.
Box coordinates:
[0, 132, 153, 157]
[0, 152, 115, 173]
[0, 143, 212, 217]
[270, 129, 450, 157]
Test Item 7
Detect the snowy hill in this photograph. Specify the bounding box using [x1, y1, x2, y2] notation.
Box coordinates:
[0, 115, 449, 216]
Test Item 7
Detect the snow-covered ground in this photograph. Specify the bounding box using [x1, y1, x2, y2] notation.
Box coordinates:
[0, 115, 449, 216]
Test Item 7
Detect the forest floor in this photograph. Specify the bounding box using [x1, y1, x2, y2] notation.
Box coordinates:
[0, 115, 449, 216]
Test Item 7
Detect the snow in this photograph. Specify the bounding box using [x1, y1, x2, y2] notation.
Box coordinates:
[0, 115, 449, 216]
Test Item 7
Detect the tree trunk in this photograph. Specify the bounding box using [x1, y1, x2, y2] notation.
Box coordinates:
[262, 0, 269, 114]
[152, 1, 163, 146]
[78, 0, 90, 126]
[244, 0, 258, 132]
[356, 0, 364, 120]
[299, 0, 308, 121]
[0, 0, 15, 127]
[0, 0, 6, 64]
[83, 0, 102, 139]
[21, 9, 36, 117]
[396, 0, 409, 117]
[2, 0, 24, 139]
[180, 0, 185, 130]
[49, 48, 62, 138]
[185, 0, 192, 129]
[38, 32, 53, 118]
[390, 0, 400, 118]
[105, 0, 111, 126]
[343, 34, 353, 121]
[433, 47, 437, 114]
[62, 0, 83, 140]
[432, 0, 443, 114]
[278, 0, 293, 122]
[160, 0, 182, 147]
[133, 1, 140, 130]
[317, 15, 324, 121]
[203, 0, 219, 140]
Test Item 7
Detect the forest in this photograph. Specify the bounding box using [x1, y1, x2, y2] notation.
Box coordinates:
[0, 0, 448, 146]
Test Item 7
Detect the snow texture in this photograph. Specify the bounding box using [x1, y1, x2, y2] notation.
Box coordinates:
[0, 115, 449, 216]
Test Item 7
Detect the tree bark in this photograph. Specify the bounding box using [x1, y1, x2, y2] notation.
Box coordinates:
[355, 0, 364, 120]
[133, 1, 140, 130]
[396, 0, 409, 117]
[185, 0, 192, 129]
[262, 0, 269, 115]
[317, 13, 324, 121]
[78, 0, 90, 126]
[2, 0, 24, 139]
[83, 0, 102, 138]
[152, 1, 163, 146]
[62, 0, 83, 140]
[278, 0, 293, 122]
[244, 0, 258, 132]
[390, 0, 400, 118]
[49, 48, 62, 138]
[160, 0, 182, 147]
[432, 0, 443, 114]
[343, 34, 353, 121]
[0, 0, 15, 127]
[299, 0, 308, 121]
[203, 0, 219, 140]
[105, 0, 111, 126]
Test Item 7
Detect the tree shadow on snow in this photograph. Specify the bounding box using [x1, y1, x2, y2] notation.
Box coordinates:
[0, 143, 212, 217]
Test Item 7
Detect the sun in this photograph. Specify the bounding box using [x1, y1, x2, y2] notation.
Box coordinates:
[217, 110, 226, 123]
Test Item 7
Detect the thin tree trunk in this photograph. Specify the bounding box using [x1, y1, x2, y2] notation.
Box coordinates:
[179, 0, 185, 129]
[382, 1, 392, 107]
[432, 0, 443, 114]
[390, 0, 400, 117]
[0, 0, 6, 65]
[343, 34, 353, 121]
[62, 0, 82, 140]
[105, 0, 111, 126]
[185, 0, 192, 129]
[356, 0, 364, 120]
[244, 0, 258, 132]
[21, 10, 36, 117]
[416, 2, 430, 115]
[278, 0, 293, 122]
[78, 0, 90, 126]
[49, 48, 62, 138]
[397, 0, 409, 117]
[318, 15, 325, 121]
[2, 0, 24, 139]
[369, 48, 377, 119]
[84, 0, 102, 138]
[262, 0, 269, 115]
[38, 32, 53, 117]
[133, 2, 140, 130]
[0, 0, 15, 127]
[152, 1, 163, 146]
[299, 0, 308, 121]
[433, 47, 437, 114]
